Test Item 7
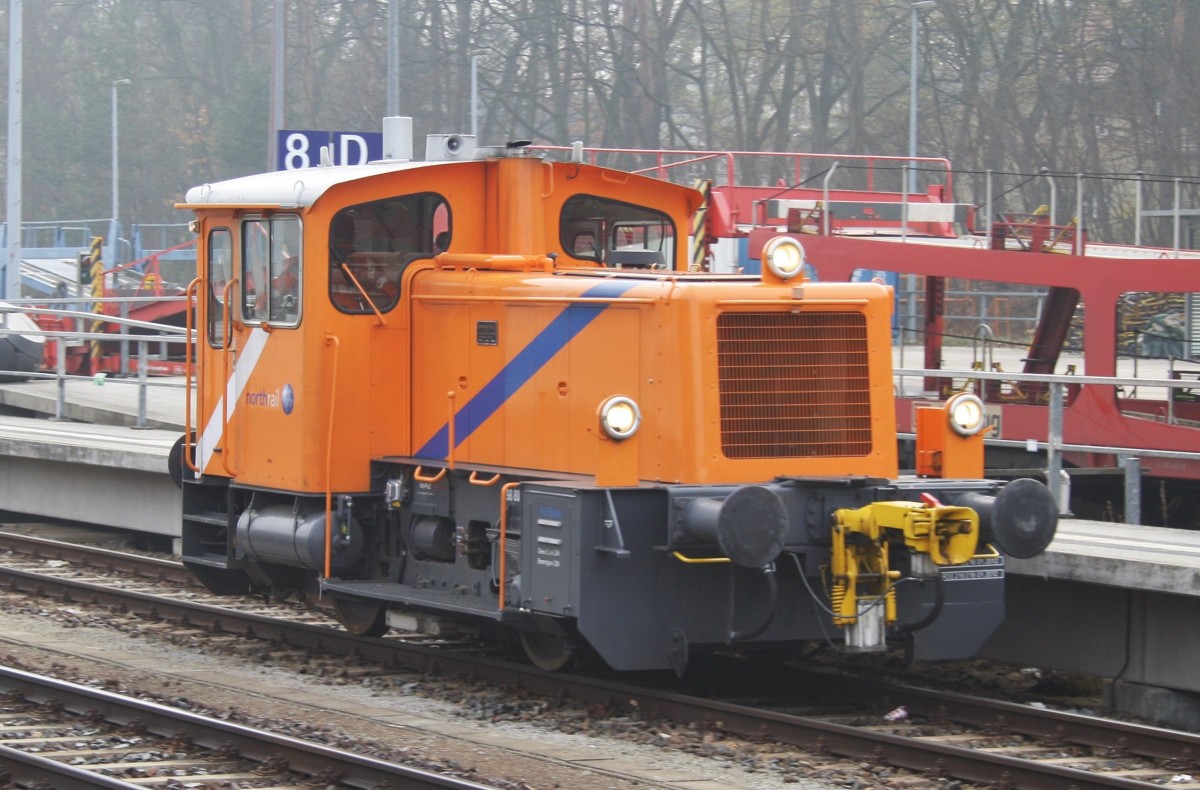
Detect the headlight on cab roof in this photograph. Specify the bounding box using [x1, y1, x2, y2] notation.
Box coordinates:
[599, 396, 641, 441]
[762, 236, 806, 281]
[946, 392, 986, 436]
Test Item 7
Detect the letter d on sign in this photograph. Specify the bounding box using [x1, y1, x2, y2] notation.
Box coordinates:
[339, 134, 369, 166]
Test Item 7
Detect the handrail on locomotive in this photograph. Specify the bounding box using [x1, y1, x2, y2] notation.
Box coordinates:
[168, 118, 1069, 673]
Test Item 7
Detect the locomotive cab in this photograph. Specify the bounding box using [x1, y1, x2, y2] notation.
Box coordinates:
[176, 119, 1055, 673]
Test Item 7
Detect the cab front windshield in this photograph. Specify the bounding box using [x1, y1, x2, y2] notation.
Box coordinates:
[560, 195, 676, 270]
[329, 193, 449, 313]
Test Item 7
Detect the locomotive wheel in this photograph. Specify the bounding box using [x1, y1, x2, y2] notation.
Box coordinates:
[331, 596, 389, 637]
[519, 617, 576, 671]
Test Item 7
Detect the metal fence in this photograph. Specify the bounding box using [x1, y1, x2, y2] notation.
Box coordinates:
[0, 298, 190, 429]
[897, 365, 1200, 525]
[0, 300, 1197, 525]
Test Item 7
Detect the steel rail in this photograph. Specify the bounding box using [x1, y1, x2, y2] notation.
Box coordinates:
[0, 745, 144, 790]
[590, 684, 1174, 789]
[0, 664, 497, 790]
[0, 540, 1190, 788]
[789, 668, 1200, 765]
[0, 529, 195, 583]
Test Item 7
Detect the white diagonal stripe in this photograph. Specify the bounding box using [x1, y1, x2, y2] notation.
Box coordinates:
[196, 327, 271, 477]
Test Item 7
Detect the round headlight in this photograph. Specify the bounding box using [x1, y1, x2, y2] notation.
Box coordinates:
[599, 396, 641, 441]
[946, 392, 986, 436]
[762, 236, 806, 280]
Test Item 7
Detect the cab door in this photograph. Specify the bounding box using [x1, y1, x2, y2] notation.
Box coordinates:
[196, 214, 311, 490]
[194, 220, 233, 480]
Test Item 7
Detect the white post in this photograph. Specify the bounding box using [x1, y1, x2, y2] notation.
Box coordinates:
[471, 53, 480, 138]
[1047, 383, 1064, 510]
[5, 0, 22, 300]
[387, 0, 400, 116]
[268, 0, 284, 170]
[908, 2, 936, 194]
[1121, 455, 1141, 525]
[111, 79, 130, 227]
[1134, 171, 1144, 247]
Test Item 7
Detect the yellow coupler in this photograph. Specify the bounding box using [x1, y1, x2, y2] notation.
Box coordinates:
[830, 499, 979, 628]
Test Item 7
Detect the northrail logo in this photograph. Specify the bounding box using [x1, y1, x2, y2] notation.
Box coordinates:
[245, 384, 296, 415]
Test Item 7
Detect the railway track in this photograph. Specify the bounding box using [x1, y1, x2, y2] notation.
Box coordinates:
[2, 529, 1200, 789]
[0, 664, 496, 789]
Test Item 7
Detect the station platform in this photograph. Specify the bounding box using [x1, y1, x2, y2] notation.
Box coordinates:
[959, 434, 1200, 728]
[986, 521, 1200, 728]
[1007, 519, 1200, 597]
[0, 375, 188, 432]
[1, 374, 1200, 727]
[0, 376, 184, 537]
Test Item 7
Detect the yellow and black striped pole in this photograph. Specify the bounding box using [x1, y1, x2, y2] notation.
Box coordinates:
[690, 179, 711, 272]
[89, 236, 104, 373]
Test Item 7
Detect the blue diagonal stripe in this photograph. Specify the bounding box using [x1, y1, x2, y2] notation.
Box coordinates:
[416, 281, 639, 460]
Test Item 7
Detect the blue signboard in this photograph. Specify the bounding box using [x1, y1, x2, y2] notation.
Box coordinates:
[851, 268, 902, 338]
[851, 268, 898, 288]
[276, 130, 383, 171]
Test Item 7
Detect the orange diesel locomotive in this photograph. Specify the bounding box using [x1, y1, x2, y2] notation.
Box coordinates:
[174, 120, 1057, 672]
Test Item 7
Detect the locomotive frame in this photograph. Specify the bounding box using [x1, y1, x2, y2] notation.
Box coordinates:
[174, 120, 1057, 673]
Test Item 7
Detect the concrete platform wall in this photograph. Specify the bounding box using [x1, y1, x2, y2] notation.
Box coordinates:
[0, 454, 179, 536]
[985, 576, 1200, 693]
[984, 576, 1200, 729]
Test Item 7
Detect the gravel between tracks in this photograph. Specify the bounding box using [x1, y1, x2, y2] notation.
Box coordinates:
[0, 594, 864, 790]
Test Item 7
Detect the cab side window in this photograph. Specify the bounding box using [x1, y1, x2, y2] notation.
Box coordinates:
[560, 195, 675, 269]
[330, 193, 449, 314]
[242, 215, 301, 326]
[207, 228, 232, 347]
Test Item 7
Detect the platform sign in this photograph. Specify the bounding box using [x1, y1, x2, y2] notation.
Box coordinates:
[276, 130, 383, 171]
[852, 268, 901, 338]
[851, 268, 897, 287]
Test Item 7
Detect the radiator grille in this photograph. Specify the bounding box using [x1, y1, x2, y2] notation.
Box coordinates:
[717, 312, 873, 459]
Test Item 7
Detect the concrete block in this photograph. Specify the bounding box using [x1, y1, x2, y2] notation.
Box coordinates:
[1107, 680, 1200, 731]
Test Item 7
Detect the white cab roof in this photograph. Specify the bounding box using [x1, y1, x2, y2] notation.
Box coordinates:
[182, 160, 436, 209]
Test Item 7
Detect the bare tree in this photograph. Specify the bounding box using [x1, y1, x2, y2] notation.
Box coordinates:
[0, 0, 1195, 240]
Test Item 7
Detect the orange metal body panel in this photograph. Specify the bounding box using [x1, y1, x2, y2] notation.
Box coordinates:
[915, 404, 985, 479]
[408, 272, 899, 484]
[189, 153, 898, 492]
[190, 157, 704, 494]
[193, 279, 350, 492]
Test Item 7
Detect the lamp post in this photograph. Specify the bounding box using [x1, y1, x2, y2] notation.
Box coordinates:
[111, 79, 131, 230]
[268, 0, 284, 171]
[5, 0, 23, 300]
[908, 1, 935, 194]
[470, 51, 485, 139]
[387, 0, 399, 116]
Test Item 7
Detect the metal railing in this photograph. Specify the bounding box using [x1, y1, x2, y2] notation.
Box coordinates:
[1, 219, 194, 269]
[0, 298, 191, 429]
[898, 365, 1200, 525]
[0, 298, 1195, 524]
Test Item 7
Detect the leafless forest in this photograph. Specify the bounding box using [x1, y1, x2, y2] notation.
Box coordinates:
[3, 0, 1198, 245]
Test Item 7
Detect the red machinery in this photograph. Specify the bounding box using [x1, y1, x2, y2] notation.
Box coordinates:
[710, 156, 1200, 525]
[35, 239, 195, 376]
[545, 145, 1200, 524]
